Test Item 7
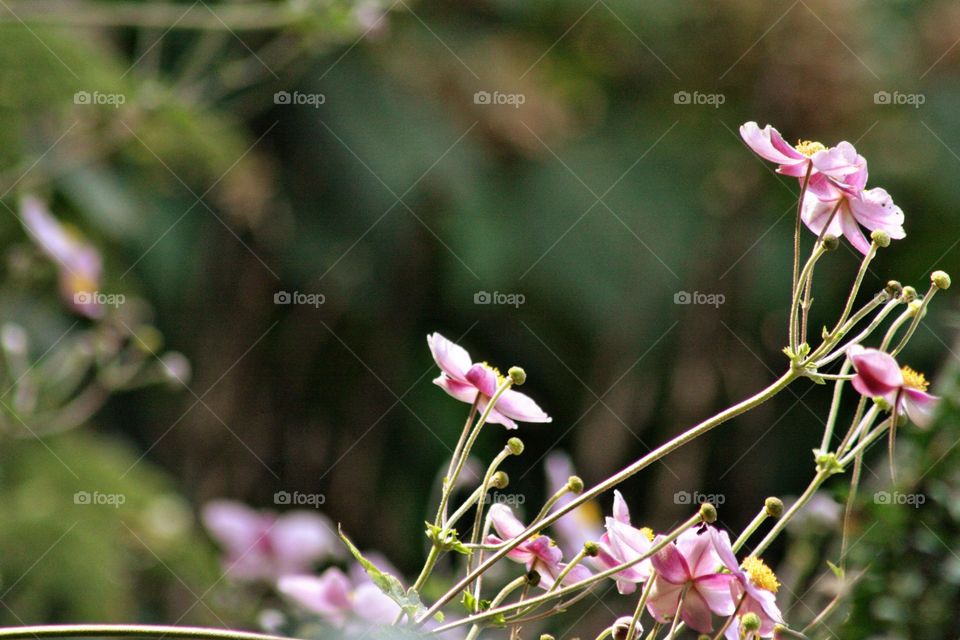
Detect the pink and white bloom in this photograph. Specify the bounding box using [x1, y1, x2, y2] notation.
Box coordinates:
[278, 567, 400, 628]
[427, 332, 551, 429]
[486, 503, 590, 589]
[646, 527, 737, 634]
[20, 195, 104, 318]
[545, 452, 603, 556]
[709, 529, 783, 639]
[202, 500, 340, 581]
[594, 490, 654, 594]
[801, 166, 905, 255]
[848, 345, 939, 427]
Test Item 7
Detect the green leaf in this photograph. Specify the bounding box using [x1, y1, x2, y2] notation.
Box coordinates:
[339, 526, 426, 619]
[827, 560, 845, 578]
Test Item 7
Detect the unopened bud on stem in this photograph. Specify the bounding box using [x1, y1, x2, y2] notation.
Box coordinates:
[567, 476, 584, 494]
[699, 502, 717, 523]
[901, 286, 918, 303]
[932, 270, 951, 290]
[490, 471, 509, 489]
[870, 229, 891, 248]
[506, 437, 524, 456]
[508, 366, 526, 385]
[764, 497, 784, 518]
[742, 612, 762, 633]
[885, 280, 902, 299]
[821, 234, 839, 251]
[583, 540, 600, 557]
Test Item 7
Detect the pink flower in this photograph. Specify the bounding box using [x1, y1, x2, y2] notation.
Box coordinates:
[486, 503, 590, 589]
[545, 452, 603, 556]
[201, 500, 340, 581]
[801, 167, 905, 255]
[645, 527, 736, 634]
[709, 530, 783, 639]
[427, 332, 551, 429]
[594, 491, 654, 594]
[278, 567, 400, 628]
[20, 196, 103, 318]
[848, 345, 939, 427]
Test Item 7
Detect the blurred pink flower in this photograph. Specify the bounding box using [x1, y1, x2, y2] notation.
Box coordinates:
[428, 332, 551, 429]
[545, 452, 603, 555]
[278, 567, 399, 628]
[848, 345, 939, 427]
[20, 195, 103, 318]
[202, 500, 339, 581]
[486, 503, 590, 589]
[710, 529, 783, 639]
[594, 490, 653, 594]
[646, 527, 736, 634]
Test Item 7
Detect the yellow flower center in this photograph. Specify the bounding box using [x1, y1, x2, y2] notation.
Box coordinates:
[795, 140, 825, 157]
[742, 556, 779, 593]
[574, 501, 603, 528]
[482, 361, 506, 386]
[639, 527, 655, 542]
[900, 366, 929, 391]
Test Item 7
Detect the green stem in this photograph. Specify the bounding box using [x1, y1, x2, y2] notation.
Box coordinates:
[790, 243, 829, 354]
[732, 507, 769, 552]
[625, 571, 657, 640]
[891, 284, 939, 357]
[437, 395, 481, 526]
[790, 163, 814, 349]
[818, 359, 852, 454]
[0, 626, 292, 640]
[752, 469, 832, 557]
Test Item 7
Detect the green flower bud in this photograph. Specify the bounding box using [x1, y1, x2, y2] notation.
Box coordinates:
[741, 612, 762, 632]
[567, 476, 584, 494]
[870, 229, 891, 248]
[764, 497, 784, 518]
[583, 540, 600, 557]
[932, 270, 951, 290]
[508, 366, 526, 385]
[821, 234, 839, 251]
[539, 635, 555, 640]
[885, 280, 902, 299]
[901, 286, 918, 303]
[907, 299, 924, 317]
[491, 471, 509, 489]
[699, 502, 717, 523]
[506, 437, 524, 456]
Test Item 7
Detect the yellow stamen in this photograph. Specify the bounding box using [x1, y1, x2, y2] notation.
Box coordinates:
[742, 556, 779, 593]
[638, 527, 655, 542]
[574, 501, 603, 528]
[900, 366, 929, 392]
[481, 361, 506, 385]
[795, 140, 825, 157]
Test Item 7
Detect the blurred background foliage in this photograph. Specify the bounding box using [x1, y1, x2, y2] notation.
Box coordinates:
[0, 0, 959, 637]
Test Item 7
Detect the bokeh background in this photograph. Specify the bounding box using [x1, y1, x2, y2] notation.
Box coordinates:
[1, 0, 959, 637]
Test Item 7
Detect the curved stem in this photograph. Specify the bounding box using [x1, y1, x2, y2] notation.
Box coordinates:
[790, 243, 829, 354]
[0, 626, 293, 640]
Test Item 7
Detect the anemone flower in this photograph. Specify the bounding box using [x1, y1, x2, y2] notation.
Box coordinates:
[201, 500, 340, 581]
[594, 490, 654, 594]
[486, 503, 590, 589]
[708, 528, 783, 639]
[278, 567, 400, 628]
[848, 345, 939, 427]
[645, 527, 736, 633]
[427, 332, 551, 429]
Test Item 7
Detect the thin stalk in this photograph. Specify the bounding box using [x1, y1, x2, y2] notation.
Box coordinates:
[825, 241, 879, 339]
[835, 405, 880, 459]
[464, 576, 527, 640]
[790, 163, 814, 346]
[0, 626, 293, 640]
[438, 395, 481, 525]
[664, 584, 689, 640]
[790, 243, 829, 354]
[813, 298, 901, 368]
[626, 571, 657, 640]
[752, 469, 832, 557]
[891, 284, 939, 357]
[732, 508, 770, 552]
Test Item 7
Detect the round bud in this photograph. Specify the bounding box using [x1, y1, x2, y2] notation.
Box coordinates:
[699, 502, 717, 523]
[821, 234, 839, 251]
[506, 437, 524, 456]
[901, 286, 918, 303]
[773, 624, 789, 639]
[870, 229, 891, 248]
[885, 280, 903, 299]
[567, 476, 584, 494]
[508, 366, 526, 385]
[907, 299, 924, 318]
[741, 613, 762, 632]
[540, 635, 556, 640]
[932, 270, 951, 290]
[583, 540, 600, 557]
[764, 497, 784, 518]
[491, 471, 509, 489]
[525, 570, 541, 587]
[611, 617, 642, 640]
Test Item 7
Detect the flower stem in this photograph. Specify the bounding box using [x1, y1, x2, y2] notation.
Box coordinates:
[0, 626, 293, 640]
[891, 283, 940, 357]
[752, 468, 831, 557]
[790, 243, 828, 355]
[790, 163, 814, 346]
[732, 507, 769, 552]
[625, 571, 657, 640]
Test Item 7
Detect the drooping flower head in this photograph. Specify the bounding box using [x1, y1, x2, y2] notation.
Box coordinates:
[20, 195, 103, 318]
[595, 490, 654, 594]
[486, 503, 590, 590]
[428, 332, 551, 429]
[848, 345, 939, 427]
[201, 500, 340, 581]
[646, 526, 737, 633]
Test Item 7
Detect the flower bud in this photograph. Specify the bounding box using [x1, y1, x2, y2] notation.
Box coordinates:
[870, 229, 891, 248]
[821, 234, 839, 251]
[508, 366, 526, 385]
[525, 570, 541, 587]
[567, 476, 584, 494]
[491, 471, 509, 489]
[506, 437, 524, 456]
[764, 497, 784, 518]
[907, 299, 924, 318]
[583, 540, 600, 557]
[885, 280, 902, 299]
[741, 612, 762, 632]
[931, 270, 951, 290]
[611, 617, 642, 640]
[699, 502, 717, 523]
[901, 286, 918, 303]
[540, 635, 556, 640]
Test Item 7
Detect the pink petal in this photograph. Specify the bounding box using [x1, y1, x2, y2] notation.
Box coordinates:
[838, 208, 872, 255]
[739, 122, 805, 166]
[903, 388, 940, 428]
[848, 188, 906, 239]
[488, 504, 527, 539]
[271, 511, 339, 574]
[427, 333, 473, 382]
[201, 500, 270, 556]
[650, 537, 690, 584]
[495, 389, 552, 423]
[678, 588, 715, 633]
[800, 192, 843, 237]
[612, 490, 631, 524]
[695, 573, 737, 616]
[848, 345, 903, 398]
[646, 577, 684, 623]
[810, 141, 863, 178]
[466, 363, 500, 397]
[675, 528, 721, 578]
[351, 583, 401, 624]
[433, 375, 480, 404]
[278, 570, 352, 619]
